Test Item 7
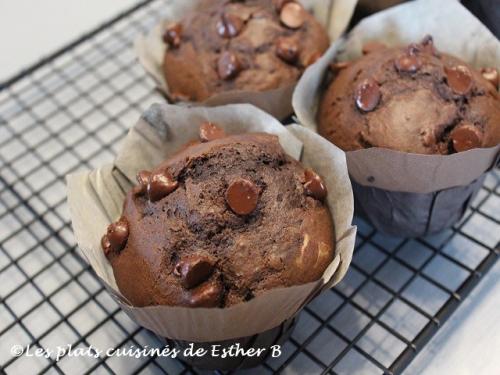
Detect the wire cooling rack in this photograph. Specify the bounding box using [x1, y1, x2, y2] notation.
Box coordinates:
[0, 0, 499, 374]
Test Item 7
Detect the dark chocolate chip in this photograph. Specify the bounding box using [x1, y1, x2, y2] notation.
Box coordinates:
[395, 54, 422, 73]
[420, 34, 437, 55]
[362, 41, 386, 55]
[445, 65, 473, 95]
[481, 67, 499, 90]
[184, 280, 222, 307]
[304, 169, 327, 200]
[329, 61, 349, 72]
[276, 37, 300, 64]
[280, 2, 305, 29]
[101, 235, 112, 256]
[216, 13, 244, 38]
[134, 170, 151, 194]
[174, 255, 215, 289]
[450, 123, 483, 152]
[162, 22, 182, 48]
[199, 122, 226, 142]
[225, 178, 260, 215]
[354, 78, 381, 112]
[147, 170, 178, 202]
[217, 51, 241, 80]
[102, 217, 129, 256]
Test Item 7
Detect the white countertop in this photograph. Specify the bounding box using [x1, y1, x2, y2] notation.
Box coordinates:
[0, 1, 498, 374]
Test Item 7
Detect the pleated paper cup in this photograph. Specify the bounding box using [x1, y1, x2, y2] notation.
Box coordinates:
[293, 0, 500, 237]
[135, 0, 358, 120]
[66, 103, 356, 369]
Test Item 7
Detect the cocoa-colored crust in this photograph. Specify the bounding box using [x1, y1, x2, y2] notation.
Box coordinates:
[318, 39, 500, 154]
[163, 0, 329, 101]
[108, 133, 334, 307]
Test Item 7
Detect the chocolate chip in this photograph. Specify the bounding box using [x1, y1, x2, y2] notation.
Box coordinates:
[329, 61, 349, 73]
[174, 255, 215, 289]
[276, 37, 299, 64]
[420, 34, 437, 55]
[280, 2, 305, 29]
[225, 178, 260, 215]
[217, 51, 241, 80]
[199, 122, 226, 142]
[184, 280, 222, 307]
[162, 22, 182, 48]
[147, 170, 178, 202]
[101, 217, 129, 256]
[395, 54, 421, 73]
[134, 170, 151, 194]
[216, 13, 244, 38]
[362, 41, 386, 55]
[354, 78, 381, 112]
[304, 169, 327, 200]
[445, 65, 473, 95]
[481, 67, 499, 90]
[450, 123, 483, 152]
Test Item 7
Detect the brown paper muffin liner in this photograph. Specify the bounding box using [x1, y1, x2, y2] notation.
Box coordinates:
[293, 0, 500, 237]
[135, 0, 358, 120]
[66, 103, 356, 369]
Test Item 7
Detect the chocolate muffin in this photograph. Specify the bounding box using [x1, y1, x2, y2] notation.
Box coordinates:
[101, 123, 334, 308]
[318, 36, 500, 154]
[162, 0, 329, 102]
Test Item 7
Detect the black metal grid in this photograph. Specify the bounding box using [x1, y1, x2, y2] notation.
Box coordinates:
[0, 0, 499, 374]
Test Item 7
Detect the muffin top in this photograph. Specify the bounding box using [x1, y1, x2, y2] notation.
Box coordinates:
[318, 36, 500, 154]
[101, 123, 334, 308]
[162, 0, 329, 102]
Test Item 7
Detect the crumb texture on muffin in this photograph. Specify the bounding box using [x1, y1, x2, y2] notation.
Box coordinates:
[318, 36, 500, 154]
[163, 0, 329, 101]
[102, 127, 333, 308]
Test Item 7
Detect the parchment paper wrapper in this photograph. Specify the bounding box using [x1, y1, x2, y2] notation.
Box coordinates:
[293, 0, 500, 237]
[135, 0, 358, 120]
[66, 103, 356, 369]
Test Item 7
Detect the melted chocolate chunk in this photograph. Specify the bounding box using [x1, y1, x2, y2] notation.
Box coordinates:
[280, 2, 305, 29]
[199, 122, 226, 142]
[183, 280, 222, 307]
[450, 123, 483, 152]
[162, 23, 182, 48]
[303, 169, 327, 200]
[101, 217, 129, 256]
[445, 65, 473, 95]
[147, 170, 178, 202]
[134, 170, 151, 195]
[276, 37, 300, 64]
[217, 51, 241, 80]
[216, 13, 244, 38]
[355, 78, 381, 112]
[174, 255, 215, 289]
[481, 67, 499, 90]
[420, 34, 437, 55]
[225, 178, 260, 215]
[395, 54, 422, 73]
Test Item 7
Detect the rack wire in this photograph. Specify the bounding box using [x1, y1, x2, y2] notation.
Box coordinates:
[0, 0, 499, 374]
